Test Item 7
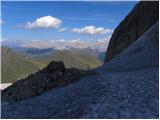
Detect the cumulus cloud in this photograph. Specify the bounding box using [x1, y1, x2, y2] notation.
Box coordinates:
[71, 26, 112, 35]
[25, 16, 62, 29]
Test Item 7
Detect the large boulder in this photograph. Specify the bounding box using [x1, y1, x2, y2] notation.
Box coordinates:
[105, 1, 159, 63]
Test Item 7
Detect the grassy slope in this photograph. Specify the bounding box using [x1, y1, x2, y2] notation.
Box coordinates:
[35, 50, 101, 70]
[1, 47, 45, 83]
[2, 47, 101, 83]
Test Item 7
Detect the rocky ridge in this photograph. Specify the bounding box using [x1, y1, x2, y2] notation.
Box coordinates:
[105, 1, 159, 63]
[1, 61, 95, 101]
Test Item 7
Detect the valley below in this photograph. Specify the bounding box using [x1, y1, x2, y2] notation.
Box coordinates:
[1, 46, 103, 83]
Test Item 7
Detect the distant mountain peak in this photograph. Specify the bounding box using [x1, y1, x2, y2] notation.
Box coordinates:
[3, 38, 110, 52]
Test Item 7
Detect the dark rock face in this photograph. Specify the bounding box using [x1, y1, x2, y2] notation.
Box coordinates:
[99, 22, 159, 72]
[1, 61, 96, 101]
[105, 1, 159, 63]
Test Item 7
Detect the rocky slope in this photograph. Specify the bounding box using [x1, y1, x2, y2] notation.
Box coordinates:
[1, 21, 159, 119]
[99, 22, 158, 72]
[105, 1, 158, 63]
[2, 68, 158, 119]
[1, 61, 95, 101]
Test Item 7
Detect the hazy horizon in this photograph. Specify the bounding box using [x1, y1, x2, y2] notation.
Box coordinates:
[1, 1, 138, 51]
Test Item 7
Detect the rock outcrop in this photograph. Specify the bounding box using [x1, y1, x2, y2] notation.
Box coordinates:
[1, 61, 95, 101]
[99, 22, 159, 72]
[105, 1, 159, 63]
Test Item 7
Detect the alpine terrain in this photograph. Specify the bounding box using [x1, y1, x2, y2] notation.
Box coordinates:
[1, 1, 159, 119]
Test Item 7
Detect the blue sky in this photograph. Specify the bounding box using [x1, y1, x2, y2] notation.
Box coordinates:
[1, 1, 138, 42]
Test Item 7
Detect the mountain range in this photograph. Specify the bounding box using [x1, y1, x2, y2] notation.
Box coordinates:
[1, 46, 102, 83]
[2, 38, 109, 52]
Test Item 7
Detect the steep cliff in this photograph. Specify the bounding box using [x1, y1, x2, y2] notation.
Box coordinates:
[105, 1, 159, 63]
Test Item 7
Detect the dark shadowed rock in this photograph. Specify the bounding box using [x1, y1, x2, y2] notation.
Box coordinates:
[1, 61, 95, 101]
[105, 1, 159, 63]
[43, 61, 65, 73]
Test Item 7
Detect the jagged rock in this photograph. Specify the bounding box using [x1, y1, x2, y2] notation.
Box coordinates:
[1, 61, 95, 101]
[43, 61, 65, 73]
[105, 1, 159, 63]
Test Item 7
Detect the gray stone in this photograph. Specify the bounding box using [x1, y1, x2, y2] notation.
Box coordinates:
[105, 1, 158, 63]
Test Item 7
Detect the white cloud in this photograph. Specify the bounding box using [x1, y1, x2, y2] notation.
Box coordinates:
[25, 16, 62, 29]
[1, 19, 5, 24]
[58, 28, 68, 32]
[71, 26, 112, 35]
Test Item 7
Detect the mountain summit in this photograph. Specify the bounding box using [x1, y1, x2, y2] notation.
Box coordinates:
[105, 1, 158, 63]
